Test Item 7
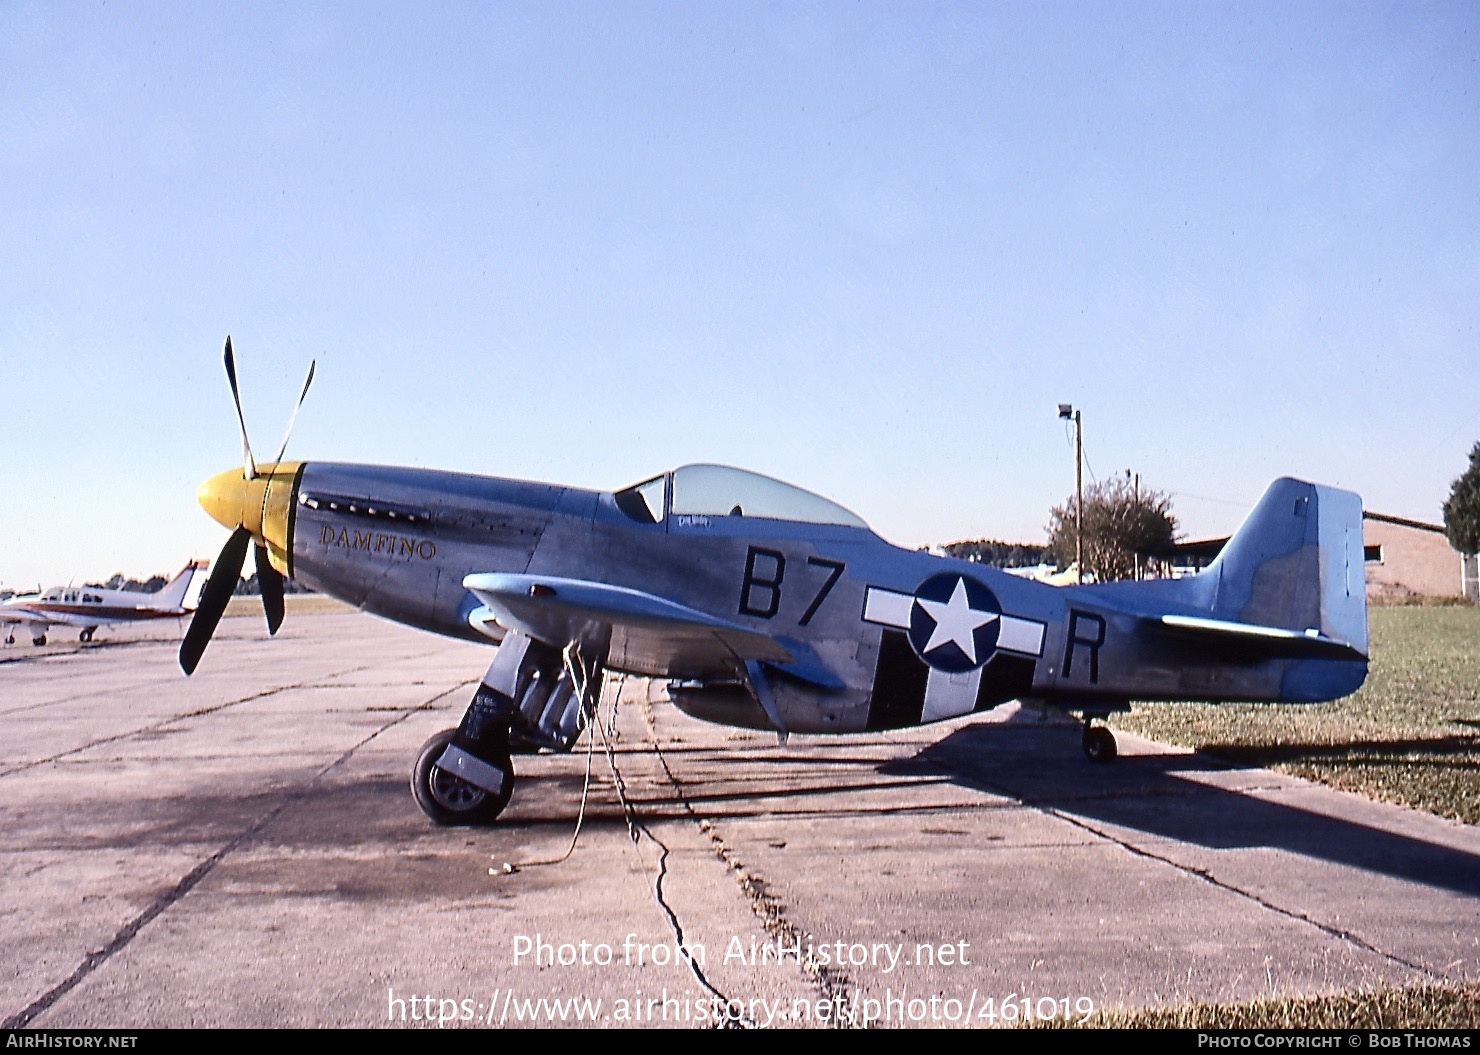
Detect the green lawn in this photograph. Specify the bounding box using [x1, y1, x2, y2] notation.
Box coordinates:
[1037, 980, 1480, 1029]
[1115, 606, 1480, 825]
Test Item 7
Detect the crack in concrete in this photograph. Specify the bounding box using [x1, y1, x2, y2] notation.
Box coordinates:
[0, 673, 187, 717]
[2, 684, 464, 1028]
[637, 684, 861, 1029]
[0, 637, 177, 667]
[0, 662, 390, 779]
[588, 683, 749, 1028]
[994, 781, 1444, 983]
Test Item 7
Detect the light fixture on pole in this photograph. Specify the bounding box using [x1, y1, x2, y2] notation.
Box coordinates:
[1058, 404, 1083, 584]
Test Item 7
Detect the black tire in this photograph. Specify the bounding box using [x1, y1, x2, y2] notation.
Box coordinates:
[1082, 725, 1118, 763]
[411, 728, 514, 825]
[32, 634, 46, 647]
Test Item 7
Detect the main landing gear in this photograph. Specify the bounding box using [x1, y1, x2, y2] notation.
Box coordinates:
[1080, 718, 1118, 763]
[32, 633, 46, 647]
[412, 727, 514, 825]
[79, 627, 95, 643]
[410, 630, 602, 826]
[411, 677, 518, 826]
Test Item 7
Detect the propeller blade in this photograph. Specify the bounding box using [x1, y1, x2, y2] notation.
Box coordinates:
[268, 359, 316, 467]
[223, 336, 257, 480]
[256, 543, 285, 636]
[179, 527, 251, 675]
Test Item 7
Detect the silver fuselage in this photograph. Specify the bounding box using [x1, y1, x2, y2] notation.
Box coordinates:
[284, 463, 1366, 736]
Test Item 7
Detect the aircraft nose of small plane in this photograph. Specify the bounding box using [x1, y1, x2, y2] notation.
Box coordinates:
[198, 467, 249, 531]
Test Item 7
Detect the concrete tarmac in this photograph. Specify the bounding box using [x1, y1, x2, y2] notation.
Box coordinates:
[2, 611, 1477, 1029]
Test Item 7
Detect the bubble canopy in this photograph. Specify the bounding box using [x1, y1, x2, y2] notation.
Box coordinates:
[613, 464, 868, 529]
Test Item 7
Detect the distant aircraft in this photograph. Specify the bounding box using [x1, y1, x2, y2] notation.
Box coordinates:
[1, 562, 207, 645]
[181, 340, 1369, 826]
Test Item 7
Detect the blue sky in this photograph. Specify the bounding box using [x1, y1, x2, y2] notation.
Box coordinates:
[3, 1, 1478, 587]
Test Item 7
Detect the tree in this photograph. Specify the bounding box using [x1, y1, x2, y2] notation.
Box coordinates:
[1443, 441, 1480, 555]
[1047, 477, 1177, 582]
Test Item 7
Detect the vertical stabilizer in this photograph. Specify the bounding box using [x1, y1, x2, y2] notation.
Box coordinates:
[1208, 478, 1367, 655]
[150, 561, 210, 612]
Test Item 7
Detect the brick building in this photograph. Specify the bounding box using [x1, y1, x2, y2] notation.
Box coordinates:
[1362, 511, 1476, 604]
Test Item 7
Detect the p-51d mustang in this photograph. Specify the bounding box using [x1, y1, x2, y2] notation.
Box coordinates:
[3, 561, 207, 645]
[182, 340, 1368, 825]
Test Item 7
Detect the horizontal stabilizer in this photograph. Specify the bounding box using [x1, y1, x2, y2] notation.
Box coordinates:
[1156, 613, 1366, 661]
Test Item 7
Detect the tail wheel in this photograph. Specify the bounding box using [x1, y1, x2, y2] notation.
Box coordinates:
[411, 728, 514, 825]
[1082, 724, 1118, 763]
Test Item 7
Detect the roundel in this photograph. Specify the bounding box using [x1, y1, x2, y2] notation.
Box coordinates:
[907, 573, 1002, 673]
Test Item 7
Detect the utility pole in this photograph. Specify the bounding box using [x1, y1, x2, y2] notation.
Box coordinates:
[1129, 469, 1141, 580]
[1058, 404, 1083, 584]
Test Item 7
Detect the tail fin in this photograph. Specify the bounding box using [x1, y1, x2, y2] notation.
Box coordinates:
[1206, 478, 1367, 656]
[147, 560, 210, 612]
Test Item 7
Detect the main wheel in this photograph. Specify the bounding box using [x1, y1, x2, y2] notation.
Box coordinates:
[1082, 724, 1118, 763]
[32, 634, 46, 647]
[411, 728, 514, 825]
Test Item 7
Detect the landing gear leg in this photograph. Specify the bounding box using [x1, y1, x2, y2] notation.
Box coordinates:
[1081, 717, 1117, 763]
[410, 637, 532, 826]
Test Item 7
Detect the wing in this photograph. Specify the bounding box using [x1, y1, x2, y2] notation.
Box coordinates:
[462, 572, 812, 682]
[0, 605, 50, 629]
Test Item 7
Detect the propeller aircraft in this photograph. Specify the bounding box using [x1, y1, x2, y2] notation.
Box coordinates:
[183, 340, 1369, 825]
[3, 561, 207, 645]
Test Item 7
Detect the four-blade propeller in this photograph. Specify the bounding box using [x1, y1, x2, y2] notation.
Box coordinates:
[179, 338, 314, 675]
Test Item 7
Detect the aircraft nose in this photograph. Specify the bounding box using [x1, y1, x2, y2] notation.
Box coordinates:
[198, 467, 249, 531]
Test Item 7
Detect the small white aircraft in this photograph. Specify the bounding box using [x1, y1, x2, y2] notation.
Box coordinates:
[1, 561, 208, 645]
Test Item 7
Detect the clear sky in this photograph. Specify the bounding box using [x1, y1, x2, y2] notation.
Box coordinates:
[3, 1, 1478, 587]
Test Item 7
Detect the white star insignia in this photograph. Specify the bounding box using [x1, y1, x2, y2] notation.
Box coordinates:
[917, 578, 998, 663]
